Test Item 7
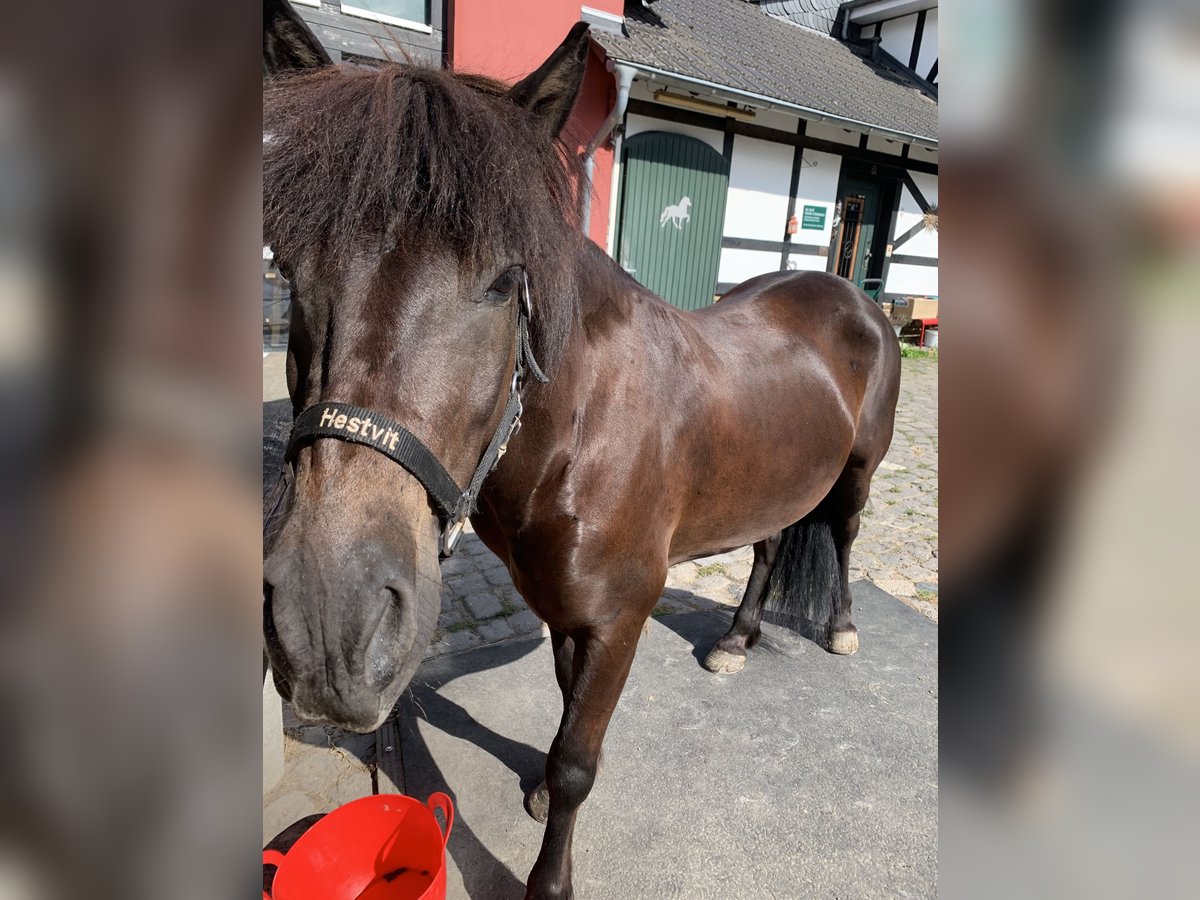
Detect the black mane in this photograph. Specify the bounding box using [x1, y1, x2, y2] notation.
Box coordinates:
[263, 63, 583, 367]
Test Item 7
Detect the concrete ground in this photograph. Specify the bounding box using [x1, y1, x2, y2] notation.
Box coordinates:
[266, 582, 937, 898]
[262, 351, 939, 894]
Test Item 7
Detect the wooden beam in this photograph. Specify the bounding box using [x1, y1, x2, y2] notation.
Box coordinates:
[626, 98, 938, 174]
[909, 10, 927, 71]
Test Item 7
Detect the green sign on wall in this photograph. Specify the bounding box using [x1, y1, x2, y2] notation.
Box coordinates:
[801, 204, 827, 229]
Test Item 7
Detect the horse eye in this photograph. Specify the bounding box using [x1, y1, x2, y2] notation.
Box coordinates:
[485, 270, 518, 302]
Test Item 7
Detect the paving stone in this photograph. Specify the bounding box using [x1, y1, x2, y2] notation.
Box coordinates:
[477, 618, 514, 642]
[450, 574, 488, 598]
[691, 575, 735, 600]
[873, 577, 916, 597]
[506, 609, 543, 635]
[442, 629, 483, 653]
[440, 555, 473, 577]
[668, 561, 699, 585]
[462, 591, 503, 620]
[482, 565, 512, 587]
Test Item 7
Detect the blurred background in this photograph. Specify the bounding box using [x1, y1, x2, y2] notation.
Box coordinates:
[939, 0, 1200, 896]
[0, 0, 1196, 897]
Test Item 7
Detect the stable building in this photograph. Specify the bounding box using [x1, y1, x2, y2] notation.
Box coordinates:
[592, 0, 937, 312]
[454, 0, 938, 316]
[266, 0, 939, 349]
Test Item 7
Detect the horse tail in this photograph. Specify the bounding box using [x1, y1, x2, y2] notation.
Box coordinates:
[761, 510, 839, 633]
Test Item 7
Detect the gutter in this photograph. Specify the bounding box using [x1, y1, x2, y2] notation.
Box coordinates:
[580, 61, 636, 236]
[609, 58, 938, 148]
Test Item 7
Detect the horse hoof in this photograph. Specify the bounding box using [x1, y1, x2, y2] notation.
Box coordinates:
[525, 780, 550, 824]
[703, 647, 746, 674]
[828, 629, 859, 655]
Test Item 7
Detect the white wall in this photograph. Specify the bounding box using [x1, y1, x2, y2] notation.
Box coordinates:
[785, 254, 828, 274]
[792, 148, 842, 248]
[916, 8, 938, 79]
[722, 134, 793, 240]
[884, 263, 937, 296]
[717, 134, 794, 284]
[805, 121, 860, 147]
[719, 249, 783, 284]
[909, 144, 938, 165]
[866, 135, 905, 156]
[879, 12, 919, 64]
[885, 169, 939, 297]
[896, 172, 938, 251]
[623, 112, 724, 155]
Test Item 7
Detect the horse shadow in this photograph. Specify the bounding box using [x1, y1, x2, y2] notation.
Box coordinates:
[393, 637, 548, 899]
[653, 586, 825, 665]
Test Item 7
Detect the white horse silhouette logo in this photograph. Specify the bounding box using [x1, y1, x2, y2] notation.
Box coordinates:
[659, 196, 692, 230]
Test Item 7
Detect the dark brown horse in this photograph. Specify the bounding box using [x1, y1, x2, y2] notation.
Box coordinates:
[263, 8, 900, 898]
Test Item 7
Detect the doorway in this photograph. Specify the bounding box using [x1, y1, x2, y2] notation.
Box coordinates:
[833, 176, 884, 288]
[616, 131, 730, 311]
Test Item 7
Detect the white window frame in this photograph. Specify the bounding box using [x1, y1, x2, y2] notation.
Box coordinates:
[340, 3, 433, 34]
[290, 0, 320, 7]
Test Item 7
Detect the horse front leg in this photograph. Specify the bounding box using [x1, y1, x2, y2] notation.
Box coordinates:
[525, 629, 575, 823]
[524, 615, 644, 900]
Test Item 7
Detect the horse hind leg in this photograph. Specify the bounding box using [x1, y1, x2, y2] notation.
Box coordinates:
[703, 534, 782, 674]
[747, 459, 874, 656]
[815, 460, 876, 655]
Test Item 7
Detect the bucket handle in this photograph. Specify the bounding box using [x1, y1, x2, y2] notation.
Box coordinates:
[262, 848, 287, 899]
[427, 792, 454, 845]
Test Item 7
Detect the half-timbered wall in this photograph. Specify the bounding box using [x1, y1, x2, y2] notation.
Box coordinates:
[616, 80, 937, 305]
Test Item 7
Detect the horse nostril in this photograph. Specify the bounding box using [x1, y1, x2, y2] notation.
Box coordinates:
[263, 581, 288, 675]
[384, 586, 402, 610]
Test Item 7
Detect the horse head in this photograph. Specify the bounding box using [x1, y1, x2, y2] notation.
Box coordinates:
[261, 10, 589, 732]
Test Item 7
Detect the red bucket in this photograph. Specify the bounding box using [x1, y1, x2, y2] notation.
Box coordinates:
[263, 793, 453, 900]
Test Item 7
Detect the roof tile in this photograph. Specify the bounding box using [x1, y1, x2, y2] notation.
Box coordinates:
[595, 0, 937, 141]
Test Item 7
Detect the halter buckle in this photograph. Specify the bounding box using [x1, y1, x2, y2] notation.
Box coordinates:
[520, 270, 533, 319]
[441, 515, 466, 556]
[495, 396, 523, 464]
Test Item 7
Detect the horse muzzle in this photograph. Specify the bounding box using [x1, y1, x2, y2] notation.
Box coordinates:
[263, 542, 439, 733]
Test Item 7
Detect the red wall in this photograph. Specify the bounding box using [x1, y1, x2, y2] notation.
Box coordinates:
[449, 0, 622, 250]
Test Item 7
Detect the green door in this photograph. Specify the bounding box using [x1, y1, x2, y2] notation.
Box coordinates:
[834, 177, 882, 287]
[617, 132, 729, 311]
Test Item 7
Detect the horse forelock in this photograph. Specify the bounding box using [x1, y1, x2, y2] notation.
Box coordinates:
[263, 63, 583, 369]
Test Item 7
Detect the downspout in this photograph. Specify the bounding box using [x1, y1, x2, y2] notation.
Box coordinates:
[580, 61, 635, 239]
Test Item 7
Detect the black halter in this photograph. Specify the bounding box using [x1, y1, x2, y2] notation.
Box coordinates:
[284, 272, 548, 557]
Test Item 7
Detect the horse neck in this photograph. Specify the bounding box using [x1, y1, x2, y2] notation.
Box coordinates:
[482, 240, 650, 520]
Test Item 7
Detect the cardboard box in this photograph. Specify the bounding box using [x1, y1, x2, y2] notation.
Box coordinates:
[910, 297, 939, 319]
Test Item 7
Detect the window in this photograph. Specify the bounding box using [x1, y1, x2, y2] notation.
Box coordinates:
[341, 0, 431, 32]
[263, 249, 291, 352]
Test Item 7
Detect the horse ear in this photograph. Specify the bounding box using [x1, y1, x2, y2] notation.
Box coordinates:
[264, 0, 332, 76]
[505, 22, 591, 138]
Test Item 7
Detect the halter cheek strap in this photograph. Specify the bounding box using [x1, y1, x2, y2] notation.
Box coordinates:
[284, 271, 548, 557]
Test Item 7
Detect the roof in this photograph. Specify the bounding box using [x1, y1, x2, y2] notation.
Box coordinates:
[758, 0, 844, 35]
[593, 0, 938, 142]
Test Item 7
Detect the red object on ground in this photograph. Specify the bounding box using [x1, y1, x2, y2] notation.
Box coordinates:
[263, 793, 454, 900]
[915, 316, 937, 346]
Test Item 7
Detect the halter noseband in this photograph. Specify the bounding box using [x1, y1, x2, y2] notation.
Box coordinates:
[283, 271, 548, 558]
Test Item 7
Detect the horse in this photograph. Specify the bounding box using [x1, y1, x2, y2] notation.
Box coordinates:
[659, 195, 692, 229]
[262, 9, 900, 898]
